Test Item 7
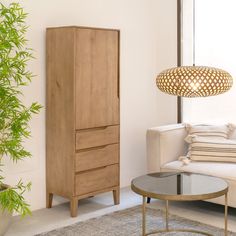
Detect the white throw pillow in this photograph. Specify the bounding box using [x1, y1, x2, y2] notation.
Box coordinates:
[185, 123, 235, 139]
[186, 135, 236, 163]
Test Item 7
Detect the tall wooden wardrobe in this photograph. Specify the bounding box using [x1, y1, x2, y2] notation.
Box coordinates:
[46, 26, 120, 217]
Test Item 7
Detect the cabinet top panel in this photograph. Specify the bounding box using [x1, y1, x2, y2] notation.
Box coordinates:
[47, 26, 120, 32]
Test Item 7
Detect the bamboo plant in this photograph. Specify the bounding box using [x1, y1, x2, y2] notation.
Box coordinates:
[0, 2, 41, 216]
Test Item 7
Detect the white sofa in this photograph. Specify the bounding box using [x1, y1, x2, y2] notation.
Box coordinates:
[147, 123, 236, 208]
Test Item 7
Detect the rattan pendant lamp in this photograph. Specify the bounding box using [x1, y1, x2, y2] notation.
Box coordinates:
[156, 66, 233, 98]
[156, 0, 233, 112]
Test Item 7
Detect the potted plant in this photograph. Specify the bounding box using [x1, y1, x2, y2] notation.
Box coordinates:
[0, 2, 41, 235]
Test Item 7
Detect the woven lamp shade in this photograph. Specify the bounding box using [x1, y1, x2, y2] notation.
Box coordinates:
[156, 66, 233, 97]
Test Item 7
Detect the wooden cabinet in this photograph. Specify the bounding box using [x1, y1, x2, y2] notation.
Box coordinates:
[46, 26, 120, 217]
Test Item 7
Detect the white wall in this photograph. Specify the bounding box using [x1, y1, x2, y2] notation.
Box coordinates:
[2, 0, 177, 211]
[182, 0, 194, 66]
[183, 0, 236, 123]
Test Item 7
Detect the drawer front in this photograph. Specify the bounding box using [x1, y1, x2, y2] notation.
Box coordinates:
[75, 144, 119, 172]
[75, 164, 119, 196]
[76, 125, 119, 150]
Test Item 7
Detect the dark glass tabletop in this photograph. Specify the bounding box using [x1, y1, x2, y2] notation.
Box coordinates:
[131, 172, 228, 201]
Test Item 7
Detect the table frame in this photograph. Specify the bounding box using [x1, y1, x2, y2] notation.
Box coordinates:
[141, 193, 228, 236]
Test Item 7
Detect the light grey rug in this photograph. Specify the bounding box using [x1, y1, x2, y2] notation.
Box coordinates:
[36, 206, 236, 236]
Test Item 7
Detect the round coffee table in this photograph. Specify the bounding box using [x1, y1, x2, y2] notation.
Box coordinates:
[131, 172, 229, 236]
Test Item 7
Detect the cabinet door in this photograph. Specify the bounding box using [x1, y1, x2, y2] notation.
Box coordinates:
[75, 28, 119, 130]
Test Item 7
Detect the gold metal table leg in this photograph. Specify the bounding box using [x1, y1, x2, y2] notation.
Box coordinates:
[142, 196, 146, 236]
[166, 200, 169, 231]
[141, 195, 224, 236]
[225, 192, 228, 236]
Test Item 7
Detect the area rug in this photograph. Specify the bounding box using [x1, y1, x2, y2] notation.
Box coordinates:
[36, 206, 236, 236]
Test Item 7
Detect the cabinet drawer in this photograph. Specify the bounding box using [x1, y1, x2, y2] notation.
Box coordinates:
[75, 144, 119, 172]
[76, 125, 119, 150]
[75, 164, 119, 196]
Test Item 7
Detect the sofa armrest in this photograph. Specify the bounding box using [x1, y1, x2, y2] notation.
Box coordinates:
[146, 123, 188, 173]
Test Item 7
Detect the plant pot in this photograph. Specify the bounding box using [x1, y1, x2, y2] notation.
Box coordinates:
[0, 185, 13, 236]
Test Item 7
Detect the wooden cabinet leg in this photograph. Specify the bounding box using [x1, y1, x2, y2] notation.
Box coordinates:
[113, 188, 120, 205]
[46, 191, 53, 208]
[70, 197, 78, 217]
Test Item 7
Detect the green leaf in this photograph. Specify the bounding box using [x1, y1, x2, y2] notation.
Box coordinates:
[0, 2, 42, 216]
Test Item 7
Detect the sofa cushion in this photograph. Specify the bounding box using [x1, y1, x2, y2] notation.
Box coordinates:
[186, 136, 236, 163]
[185, 123, 235, 139]
[162, 160, 236, 182]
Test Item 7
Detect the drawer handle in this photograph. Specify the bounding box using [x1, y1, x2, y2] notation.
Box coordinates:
[77, 145, 108, 153]
[95, 126, 108, 130]
[95, 145, 107, 150]
[77, 126, 108, 132]
[76, 166, 107, 174]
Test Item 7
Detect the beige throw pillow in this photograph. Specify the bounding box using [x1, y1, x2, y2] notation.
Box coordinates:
[186, 135, 236, 163]
[185, 123, 235, 139]
[178, 123, 236, 164]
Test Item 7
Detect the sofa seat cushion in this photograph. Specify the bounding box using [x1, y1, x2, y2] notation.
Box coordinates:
[162, 160, 236, 182]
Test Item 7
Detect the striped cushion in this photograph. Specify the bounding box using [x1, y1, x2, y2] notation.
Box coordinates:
[185, 123, 234, 139]
[186, 135, 236, 163]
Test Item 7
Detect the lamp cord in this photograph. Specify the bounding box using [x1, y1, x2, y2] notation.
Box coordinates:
[193, 0, 195, 66]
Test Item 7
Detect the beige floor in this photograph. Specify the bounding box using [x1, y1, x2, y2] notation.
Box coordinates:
[6, 187, 236, 236]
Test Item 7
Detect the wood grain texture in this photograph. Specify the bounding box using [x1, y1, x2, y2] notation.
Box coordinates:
[76, 125, 119, 150]
[75, 164, 119, 196]
[46, 27, 75, 198]
[75, 144, 119, 172]
[77, 186, 119, 200]
[46, 26, 120, 217]
[47, 26, 119, 32]
[75, 29, 119, 129]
